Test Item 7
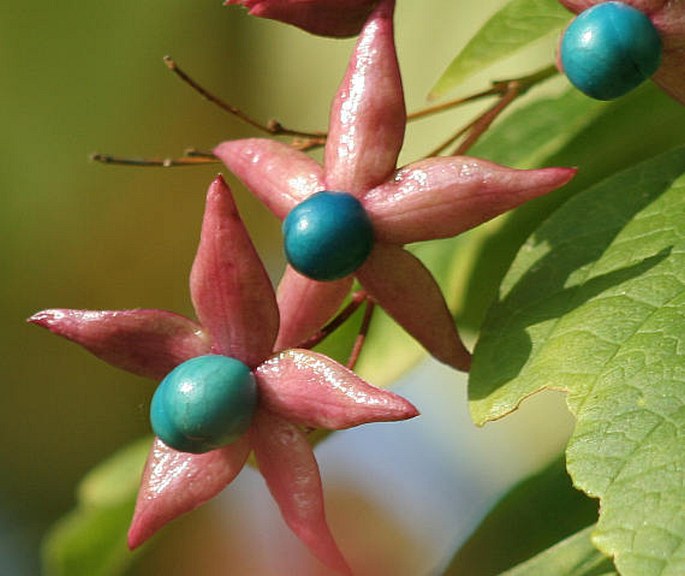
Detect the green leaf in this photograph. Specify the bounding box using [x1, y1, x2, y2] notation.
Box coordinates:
[444, 456, 600, 575]
[430, 0, 571, 98]
[43, 437, 151, 576]
[470, 147, 685, 575]
[459, 83, 685, 332]
[501, 526, 616, 576]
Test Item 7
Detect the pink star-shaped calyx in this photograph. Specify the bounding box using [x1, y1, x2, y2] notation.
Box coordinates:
[29, 175, 418, 575]
[224, 0, 378, 37]
[215, 0, 576, 371]
[557, 0, 685, 104]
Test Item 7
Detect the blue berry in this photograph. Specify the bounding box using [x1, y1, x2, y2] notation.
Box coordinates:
[560, 1, 662, 100]
[282, 191, 374, 281]
[151, 355, 257, 454]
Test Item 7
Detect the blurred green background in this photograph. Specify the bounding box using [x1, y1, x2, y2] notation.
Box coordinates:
[2, 1, 574, 574]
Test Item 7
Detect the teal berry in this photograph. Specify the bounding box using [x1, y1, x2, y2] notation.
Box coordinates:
[151, 355, 257, 454]
[282, 191, 375, 281]
[560, 1, 662, 100]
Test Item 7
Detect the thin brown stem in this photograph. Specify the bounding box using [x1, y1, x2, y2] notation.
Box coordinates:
[183, 148, 217, 159]
[290, 137, 327, 151]
[425, 122, 473, 157]
[90, 152, 220, 167]
[347, 299, 375, 371]
[408, 64, 558, 122]
[297, 290, 368, 350]
[453, 85, 520, 155]
[407, 86, 499, 121]
[164, 56, 325, 140]
[422, 64, 558, 158]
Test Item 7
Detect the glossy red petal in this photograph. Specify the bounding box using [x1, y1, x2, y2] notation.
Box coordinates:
[324, 0, 405, 195]
[365, 158, 576, 244]
[214, 139, 324, 220]
[28, 309, 209, 380]
[274, 265, 352, 350]
[127, 436, 251, 549]
[251, 411, 352, 575]
[190, 176, 279, 368]
[356, 244, 471, 371]
[255, 349, 419, 428]
[225, 0, 377, 37]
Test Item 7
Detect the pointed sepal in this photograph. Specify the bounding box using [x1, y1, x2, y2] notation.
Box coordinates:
[250, 411, 352, 575]
[324, 0, 404, 195]
[127, 436, 251, 549]
[224, 0, 377, 38]
[255, 348, 419, 428]
[28, 309, 209, 380]
[214, 139, 324, 220]
[364, 158, 576, 244]
[190, 175, 279, 368]
[274, 266, 352, 350]
[356, 244, 471, 371]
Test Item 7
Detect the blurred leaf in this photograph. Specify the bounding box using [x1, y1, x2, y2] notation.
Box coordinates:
[470, 147, 685, 575]
[443, 456, 599, 575]
[501, 525, 615, 576]
[78, 437, 151, 508]
[430, 0, 571, 98]
[43, 437, 151, 576]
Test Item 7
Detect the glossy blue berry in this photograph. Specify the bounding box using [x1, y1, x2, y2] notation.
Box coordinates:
[560, 1, 662, 100]
[150, 355, 257, 454]
[282, 191, 374, 281]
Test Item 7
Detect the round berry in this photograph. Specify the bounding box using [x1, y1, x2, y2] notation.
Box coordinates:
[150, 355, 257, 454]
[560, 1, 662, 100]
[282, 191, 374, 281]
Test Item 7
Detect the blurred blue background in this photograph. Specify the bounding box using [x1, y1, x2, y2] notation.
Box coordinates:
[2, 1, 573, 573]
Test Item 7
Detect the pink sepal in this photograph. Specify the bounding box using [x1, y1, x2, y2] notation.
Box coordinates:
[365, 159, 576, 244]
[250, 411, 352, 575]
[653, 52, 685, 104]
[324, 0, 404, 195]
[190, 176, 279, 368]
[225, 0, 377, 37]
[274, 266, 352, 350]
[213, 139, 324, 220]
[356, 244, 471, 371]
[27, 309, 209, 381]
[255, 349, 419, 428]
[558, 0, 658, 14]
[557, 0, 602, 11]
[127, 436, 251, 549]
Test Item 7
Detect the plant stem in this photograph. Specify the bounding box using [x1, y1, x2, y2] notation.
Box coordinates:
[164, 56, 326, 141]
[297, 290, 368, 350]
[90, 152, 220, 167]
[347, 299, 375, 371]
[424, 64, 558, 156]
